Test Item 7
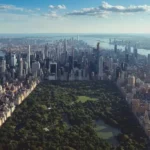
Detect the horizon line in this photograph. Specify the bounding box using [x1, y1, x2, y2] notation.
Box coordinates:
[0, 33, 150, 35]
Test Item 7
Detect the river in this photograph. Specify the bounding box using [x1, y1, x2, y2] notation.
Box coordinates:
[79, 36, 150, 56]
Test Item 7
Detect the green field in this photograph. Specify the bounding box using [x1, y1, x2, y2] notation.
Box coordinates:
[77, 96, 97, 103]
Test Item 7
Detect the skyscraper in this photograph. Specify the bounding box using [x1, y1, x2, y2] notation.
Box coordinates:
[49, 62, 57, 80]
[98, 56, 103, 80]
[44, 44, 48, 59]
[32, 61, 40, 76]
[125, 46, 128, 54]
[128, 42, 131, 53]
[0, 57, 6, 73]
[28, 45, 31, 69]
[11, 53, 17, 67]
[19, 58, 23, 77]
[148, 54, 150, 68]
[108, 57, 113, 72]
[2, 58, 6, 73]
[64, 39, 68, 64]
[72, 46, 74, 69]
[116, 67, 121, 81]
[64, 39, 67, 52]
[114, 44, 117, 53]
[6, 52, 11, 66]
[24, 61, 28, 76]
[125, 54, 129, 64]
[97, 42, 100, 51]
[121, 62, 127, 71]
[134, 45, 138, 58]
[128, 75, 136, 87]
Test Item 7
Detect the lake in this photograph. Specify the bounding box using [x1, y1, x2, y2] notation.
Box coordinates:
[95, 119, 121, 145]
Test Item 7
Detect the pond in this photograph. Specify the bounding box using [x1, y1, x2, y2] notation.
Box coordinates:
[95, 119, 121, 145]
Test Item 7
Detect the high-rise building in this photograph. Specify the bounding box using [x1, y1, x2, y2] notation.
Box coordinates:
[32, 61, 40, 75]
[69, 69, 74, 81]
[97, 42, 100, 51]
[2, 59, 6, 73]
[128, 42, 131, 53]
[114, 44, 117, 53]
[68, 55, 73, 71]
[0, 57, 6, 73]
[78, 69, 82, 80]
[72, 46, 74, 69]
[121, 62, 127, 71]
[108, 57, 113, 72]
[120, 71, 125, 84]
[11, 53, 17, 67]
[24, 61, 28, 76]
[28, 45, 31, 69]
[116, 67, 121, 81]
[125, 46, 128, 54]
[64, 39, 67, 52]
[125, 54, 129, 63]
[98, 56, 103, 80]
[49, 62, 57, 80]
[19, 58, 23, 77]
[148, 54, 150, 67]
[128, 75, 136, 87]
[42, 49, 45, 60]
[134, 45, 138, 58]
[44, 44, 48, 59]
[11, 68, 16, 79]
[6, 52, 11, 66]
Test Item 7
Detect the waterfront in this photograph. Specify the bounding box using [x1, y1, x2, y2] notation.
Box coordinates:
[79, 36, 150, 56]
[0, 33, 150, 56]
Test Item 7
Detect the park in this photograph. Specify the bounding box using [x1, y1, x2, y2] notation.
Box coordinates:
[0, 81, 148, 150]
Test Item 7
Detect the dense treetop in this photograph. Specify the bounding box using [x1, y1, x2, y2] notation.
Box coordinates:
[0, 81, 148, 150]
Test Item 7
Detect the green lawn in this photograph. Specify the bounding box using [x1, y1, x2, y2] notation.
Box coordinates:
[77, 96, 97, 103]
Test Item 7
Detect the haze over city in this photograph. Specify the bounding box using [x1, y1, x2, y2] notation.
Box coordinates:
[0, 0, 150, 33]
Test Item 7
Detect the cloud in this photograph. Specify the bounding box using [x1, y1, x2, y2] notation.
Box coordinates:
[36, 8, 41, 11]
[0, 4, 24, 11]
[66, 1, 150, 17]
[49, 5, 66, 10]
[100, 1, 150, 13]
[26, 9, 34, 13]
[0, 4, 41, 14]
[43, 4, 66, 19]
[42, 11, 61, 19]
[66, 8, 109, 18]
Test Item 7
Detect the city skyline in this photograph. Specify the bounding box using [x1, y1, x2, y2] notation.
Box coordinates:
[0, 0, 150, 33]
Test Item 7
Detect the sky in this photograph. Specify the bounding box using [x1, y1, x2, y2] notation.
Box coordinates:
[0, 0, 150, 33]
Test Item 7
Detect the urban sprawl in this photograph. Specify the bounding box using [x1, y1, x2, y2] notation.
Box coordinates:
[0, 37, 150, 140]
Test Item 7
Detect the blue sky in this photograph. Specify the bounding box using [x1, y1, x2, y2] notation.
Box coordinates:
[0, 0, 150, 33]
